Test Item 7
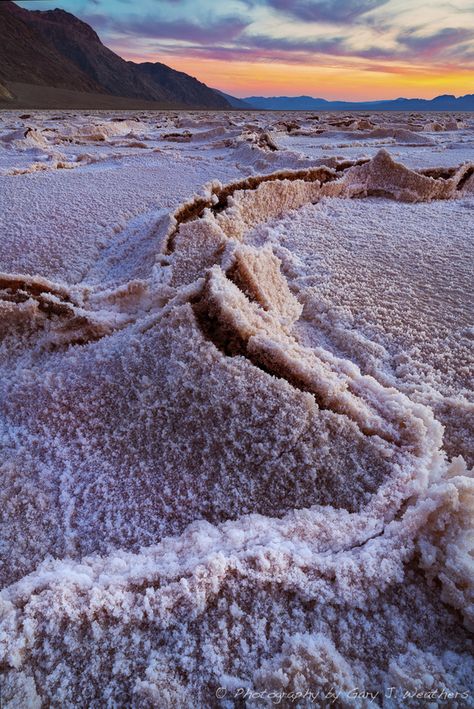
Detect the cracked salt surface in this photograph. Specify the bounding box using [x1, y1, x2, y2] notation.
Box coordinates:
[0, 110, 473, 708]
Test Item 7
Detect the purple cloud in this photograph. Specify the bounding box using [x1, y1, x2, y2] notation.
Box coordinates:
[398, 27, 474, 56]
[125, 35, 394, 65]
[84, 13, 249, 44]
[260, 0, 390, 23]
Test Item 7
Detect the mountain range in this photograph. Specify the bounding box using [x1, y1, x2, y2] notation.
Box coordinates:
[0, 1, 472, 111]
[242, 94, 474, 111]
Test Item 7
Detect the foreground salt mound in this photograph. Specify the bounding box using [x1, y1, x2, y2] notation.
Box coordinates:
[247, 189, 474, 468]
[341, 150, 474, 201]
[0, 150, 473, 706]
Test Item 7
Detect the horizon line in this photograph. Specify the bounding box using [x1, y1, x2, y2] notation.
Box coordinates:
[226, 91, 472, 101]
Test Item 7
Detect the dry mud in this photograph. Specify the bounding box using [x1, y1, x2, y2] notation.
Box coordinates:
[0, 110, 473, 708]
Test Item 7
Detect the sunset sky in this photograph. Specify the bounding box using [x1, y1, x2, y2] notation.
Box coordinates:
[17, 0, 474, 99]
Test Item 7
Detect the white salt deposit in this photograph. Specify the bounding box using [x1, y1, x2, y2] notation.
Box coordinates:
[0, 110, 473, 707]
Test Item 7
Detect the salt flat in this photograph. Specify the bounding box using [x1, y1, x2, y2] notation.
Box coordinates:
[0, 110, 473, 707]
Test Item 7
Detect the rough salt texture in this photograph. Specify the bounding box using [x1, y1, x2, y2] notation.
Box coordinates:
[0, 110, 473, 708]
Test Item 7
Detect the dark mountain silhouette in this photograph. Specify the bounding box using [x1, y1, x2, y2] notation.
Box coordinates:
[215, 90, 253, 109]
[0, 1, 231, 109]
[243, 94, 474, 111]
[0, 2, 100, 94]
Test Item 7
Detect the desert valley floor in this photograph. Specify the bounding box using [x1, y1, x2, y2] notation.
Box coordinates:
[0, 110, 473, 707]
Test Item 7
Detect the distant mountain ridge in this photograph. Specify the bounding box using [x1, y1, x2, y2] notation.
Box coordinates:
[0, 1, 231, 109]
[243, 94, 474, 111]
